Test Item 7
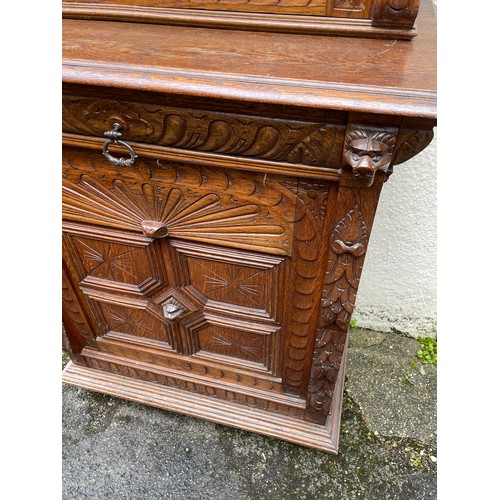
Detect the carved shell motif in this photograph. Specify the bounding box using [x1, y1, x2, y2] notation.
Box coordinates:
[63, 175, 287, 253]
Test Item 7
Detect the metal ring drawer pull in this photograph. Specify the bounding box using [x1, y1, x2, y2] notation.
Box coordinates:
[102, 123, 138, 167]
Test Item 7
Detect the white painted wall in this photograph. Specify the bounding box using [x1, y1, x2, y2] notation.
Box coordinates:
[351, 1, 438, 339]
[353, 130, 437, 337]
[352, 132, 437, 338]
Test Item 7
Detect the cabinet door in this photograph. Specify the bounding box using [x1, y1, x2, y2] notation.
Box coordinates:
[63, 145, 332, 418]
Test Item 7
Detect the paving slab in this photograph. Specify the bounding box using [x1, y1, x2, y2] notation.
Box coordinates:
[346, 328, 437, 447]
[62, 328, 437, 499]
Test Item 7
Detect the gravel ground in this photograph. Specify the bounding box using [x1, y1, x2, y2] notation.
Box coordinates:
[62, 328, 437, 499]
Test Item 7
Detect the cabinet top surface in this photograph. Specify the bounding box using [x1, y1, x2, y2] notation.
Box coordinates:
[62, 0, 436, 119]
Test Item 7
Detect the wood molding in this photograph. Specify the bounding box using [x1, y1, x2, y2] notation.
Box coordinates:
[62, 3, 417, 39]
[62, 133, 343, 182]
[63, 359, 343, 453]
[62, 60, 437, 119]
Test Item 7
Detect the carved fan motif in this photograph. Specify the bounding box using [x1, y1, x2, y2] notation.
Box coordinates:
[63, 175, 287, 252]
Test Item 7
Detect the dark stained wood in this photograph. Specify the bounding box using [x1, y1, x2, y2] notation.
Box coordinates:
[62, 0, 436, 453]
[64, 0, 329, 16]
[372, 0, 420, 29]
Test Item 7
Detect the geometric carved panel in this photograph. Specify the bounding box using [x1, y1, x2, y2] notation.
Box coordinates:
[170, 239, 284, 321]
[186, 257, 267, 310]
[197, 325, 267, 366]
[64, 226, 168, 298]
[73, 237, 152, 285]
[99, 302, 171, 345]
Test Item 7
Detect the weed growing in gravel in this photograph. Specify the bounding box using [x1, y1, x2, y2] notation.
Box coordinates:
[417, 337, 437, 365]
[399, 336, 437, 384]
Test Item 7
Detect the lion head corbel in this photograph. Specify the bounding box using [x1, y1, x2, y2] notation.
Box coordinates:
[342, 129, 397, 186]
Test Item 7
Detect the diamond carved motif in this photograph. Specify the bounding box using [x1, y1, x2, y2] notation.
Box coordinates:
[188, 258, 267, 311]
[100, 303, 170, 344]
[198, 326, 266, 365]
[74, 238, 145, 284]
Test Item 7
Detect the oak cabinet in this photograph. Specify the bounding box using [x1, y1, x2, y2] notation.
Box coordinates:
[62, 0, 436, 453]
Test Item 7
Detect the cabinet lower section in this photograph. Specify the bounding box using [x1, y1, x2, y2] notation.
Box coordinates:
[61, 101, 409, 453]
[62, 340, 347, 453]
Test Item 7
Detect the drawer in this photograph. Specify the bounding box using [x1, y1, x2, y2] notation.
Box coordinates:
[62, 90, 347, 177]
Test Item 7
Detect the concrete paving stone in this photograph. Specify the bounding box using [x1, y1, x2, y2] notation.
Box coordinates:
[62, 329, 437, 500]
[346, 328, 437, 447]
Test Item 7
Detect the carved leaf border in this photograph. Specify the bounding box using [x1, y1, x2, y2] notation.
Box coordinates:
[307, 205, 368, 415]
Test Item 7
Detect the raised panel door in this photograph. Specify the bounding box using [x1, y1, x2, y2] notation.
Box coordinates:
[62, 145, 332, 418]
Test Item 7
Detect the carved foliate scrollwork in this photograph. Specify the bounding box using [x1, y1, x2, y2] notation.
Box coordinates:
[63, 96, 344, 168]
[307, 205, 368, 417]
[62, 96, 345, 169]
[392, 128, 434, 166]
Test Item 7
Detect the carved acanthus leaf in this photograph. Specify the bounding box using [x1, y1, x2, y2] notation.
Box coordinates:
[62, 96, 344, 168]
[307, 205, 368, 416]
[392, 128, 434, 166]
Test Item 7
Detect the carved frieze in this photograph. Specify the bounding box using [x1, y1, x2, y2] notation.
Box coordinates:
[84, 355, 305, 419]
[62, 96, 345, 169]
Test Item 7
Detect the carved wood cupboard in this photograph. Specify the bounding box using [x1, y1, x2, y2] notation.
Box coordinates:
[62, 0, 436, 453]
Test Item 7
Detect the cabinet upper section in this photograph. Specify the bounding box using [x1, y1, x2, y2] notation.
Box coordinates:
[62, 1, 436, 121]
[62, 0, 422, 39]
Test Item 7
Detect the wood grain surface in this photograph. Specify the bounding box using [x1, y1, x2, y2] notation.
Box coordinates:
[63, 1, 420, 38]
[62, 0, 436, 453]
[62, 0, 436, 118]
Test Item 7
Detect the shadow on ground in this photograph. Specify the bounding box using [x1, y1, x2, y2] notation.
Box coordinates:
[62, 328, 437, 499]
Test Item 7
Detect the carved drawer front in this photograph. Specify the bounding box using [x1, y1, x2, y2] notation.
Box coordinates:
[62, 93, 346, 173]
[62, 142, 334, 418]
